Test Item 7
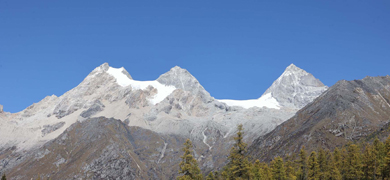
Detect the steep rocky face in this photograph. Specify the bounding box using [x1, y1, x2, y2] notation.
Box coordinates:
[263, 64, 328, 109]
[248, 76, 390, 161]
[3, 117, 231, 180]
[0, 63, 328, 179]
[157, 66, 212, 103]
[218, 64, 327, 110]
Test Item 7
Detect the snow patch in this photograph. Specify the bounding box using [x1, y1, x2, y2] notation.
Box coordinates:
[218, 93, 280, 109]
[107, 67, 176, 104]
[158, 142, 168, 163]
[202, 128, 212, 150]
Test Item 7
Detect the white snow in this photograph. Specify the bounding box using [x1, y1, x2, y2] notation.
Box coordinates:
[218, 93, 280, 109]
[202, 128, 212, 150]
[107, 67, 176, 105]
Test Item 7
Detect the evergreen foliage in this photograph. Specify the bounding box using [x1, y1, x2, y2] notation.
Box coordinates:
[175, 126, 390, 180]
[223, 124, 252, 179]
[177, 139, 203, 180]
[1, 174, 6, 180]
[308, 151, 319, 180]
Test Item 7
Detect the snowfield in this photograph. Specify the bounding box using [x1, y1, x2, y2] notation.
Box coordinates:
[107, 67, 177, 105]
[218, 93, 280, 109]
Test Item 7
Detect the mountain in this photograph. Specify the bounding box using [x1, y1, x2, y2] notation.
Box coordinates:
[248, 75, 390, 161]
[218, 64, 327, 110]
[0, 63, 326, 179]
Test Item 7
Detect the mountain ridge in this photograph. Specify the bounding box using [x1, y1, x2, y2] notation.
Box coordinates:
[0, 62, 328, 179]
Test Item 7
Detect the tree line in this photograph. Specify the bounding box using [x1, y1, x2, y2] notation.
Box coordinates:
[177, 124, 390, 180]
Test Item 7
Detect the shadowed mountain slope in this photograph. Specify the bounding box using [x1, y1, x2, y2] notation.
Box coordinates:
[248, 75, 390, 161]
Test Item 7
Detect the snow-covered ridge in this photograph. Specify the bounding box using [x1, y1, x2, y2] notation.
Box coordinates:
[218, 93, 280, 109]
[106, 67, 176, 105]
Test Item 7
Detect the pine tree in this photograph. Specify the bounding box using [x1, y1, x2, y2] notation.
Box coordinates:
[271, 156, 286, 180]
[328, 153, 342, 180]
[317, 148, 327, 180]
[333, 147, 342, 171]
[224, 124, 252, 179]
[285, 156, 297, 180]
[308, 151, 319, 180]
[362, 143, 375, 180]
[373, 137, 384, 179]
[345, 144, 363, 180]
[252, 159, 263, 180]
[206, 172, 215, 180]
[340, 147, 349, 178]
[1, 174, 6, 180]
[177, 139, 203, 180]
[297, 146, 308, 180]
[261, 163, 273, 180]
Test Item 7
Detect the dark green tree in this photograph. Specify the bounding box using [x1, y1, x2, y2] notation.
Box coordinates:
[297, 146, 308, 180]
[373, 137, 385, 178]
[317, 148, 327, 180]
[271, 156, 286, 180]
[1, 174, 6, 180]
[261, 162, 273, 180]
[328, 153, 342, 180]
[177, 139, 203, 180]
[345, 144, 363, 180]
[362, 143, 375, 180]
[308, 151, 319, 180]
[206, 172, 215, 180]
[284, 156, 297, 180]
[252, 159, 263, 180]
[224, 124, 252, 179]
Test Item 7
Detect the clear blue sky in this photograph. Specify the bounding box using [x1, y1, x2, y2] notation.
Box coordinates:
[1, 1, 389, 113]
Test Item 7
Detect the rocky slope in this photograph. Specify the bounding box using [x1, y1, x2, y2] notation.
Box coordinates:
[248, 75, 390, 161]
[0, 63, 327, 178]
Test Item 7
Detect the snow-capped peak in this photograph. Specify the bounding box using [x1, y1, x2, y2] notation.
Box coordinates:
[157, 66, 212, 103]
[263, 64, 327, 109]
[279, 63, 309, 78]
[106, 67, 133, 87]
[218, 64, 327, 110]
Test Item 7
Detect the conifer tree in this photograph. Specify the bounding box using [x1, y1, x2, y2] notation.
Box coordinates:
[340, 147, 349, 178]
[261, 162, 273, 180]
[362, 143, 375, 180]
[206, 172, 215, 180]
[1, 174, 6, 180]
[271, 156, 286, 180]
[284, 156, 297, 180]
[373, 137, 384, 178]
[333, 147, 342, 171]
[308, 151, 319, 180]
[224, 124, 252, 179]
[382, 150, 390, 180]
[328, 153, 342, 180]
[345, 144, 363, 180]
[252, 159, 263, 180]
[382, 135, 390, 179]
[297, 146, 308, 180]
[317, 148, 327, 180]
[177, 139, 203, 180]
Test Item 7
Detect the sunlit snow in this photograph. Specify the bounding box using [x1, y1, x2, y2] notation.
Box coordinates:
[218, 93, 281, 109]
[107, 67, 176, 104]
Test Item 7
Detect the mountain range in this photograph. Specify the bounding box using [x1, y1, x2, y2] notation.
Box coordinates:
[8, 62, 387, 179]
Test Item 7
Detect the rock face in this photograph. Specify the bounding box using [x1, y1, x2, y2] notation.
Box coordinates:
[218, 64, 328, 110]
[263, 64, 328, 109]
[5, 117, 187, 180]
[0, 62, 328, 179]
[248, 76, 390, 161]
[0, 104, 3, 113]
[157, 66, 212, 103]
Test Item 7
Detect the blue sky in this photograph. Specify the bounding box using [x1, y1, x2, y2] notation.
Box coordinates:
[1, 1, 389, 113]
